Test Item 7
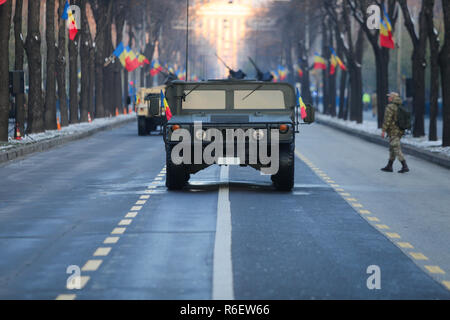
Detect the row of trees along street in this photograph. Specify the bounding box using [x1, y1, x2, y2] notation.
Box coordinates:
[270, 0, 450, 146]
[0, 0, 449, 147]
[0, 0, 180, 142]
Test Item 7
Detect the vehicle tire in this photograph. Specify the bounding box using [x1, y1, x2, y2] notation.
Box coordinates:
[138, 116, 148, 136]
[271, 143, 295, 191]
[166, 146, 189, 190]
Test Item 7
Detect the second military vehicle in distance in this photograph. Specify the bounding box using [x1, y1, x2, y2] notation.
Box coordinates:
[163, 80, 315, 191]
[136, 85, 166, 135]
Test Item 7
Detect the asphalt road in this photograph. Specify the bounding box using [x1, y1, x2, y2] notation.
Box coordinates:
[0, 120, 449, 300]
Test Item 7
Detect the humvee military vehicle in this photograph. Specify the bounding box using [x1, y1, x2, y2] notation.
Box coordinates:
[163, 80, 315, 191]
[136, 85, 166, 135]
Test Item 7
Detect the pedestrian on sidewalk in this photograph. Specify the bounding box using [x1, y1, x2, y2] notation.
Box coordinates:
[381, 92, 410, 173]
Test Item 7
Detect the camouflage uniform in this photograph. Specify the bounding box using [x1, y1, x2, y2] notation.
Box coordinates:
[382, 95, 405, 162]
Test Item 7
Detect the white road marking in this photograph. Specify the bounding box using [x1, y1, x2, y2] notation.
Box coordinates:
[212, 166, 234, 300]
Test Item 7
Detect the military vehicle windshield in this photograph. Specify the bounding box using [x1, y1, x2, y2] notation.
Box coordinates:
[181, 88, 287, 110]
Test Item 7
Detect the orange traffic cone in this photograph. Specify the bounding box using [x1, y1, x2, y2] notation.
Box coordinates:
[123, 107, 127, 115]
[129, 106, 133, 114]
[57, 117, 61, 131]
[115, 107, 119, 117]
[15, 123, 22, 140]
[88, 112, 92, 123]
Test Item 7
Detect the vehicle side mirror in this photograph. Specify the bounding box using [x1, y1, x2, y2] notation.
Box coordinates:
[149, 97, 160, 116]
[303, 104, 315, 124]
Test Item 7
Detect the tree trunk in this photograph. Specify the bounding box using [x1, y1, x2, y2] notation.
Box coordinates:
[45, 0, 57, 130]
[88, 43, 96, 118]
[25, 0, 44, 134]
[14, 0, 25, 136]
[68, 10, 80, 125]
[0, 1, 12, 142]
[440, 0, 450, 147]
[322, 20, 330, 115]
[79, 0, 91, 123]
[426, 0, 439, 142]
[114, 12, 125, 114]
[56, 0, 69, 127]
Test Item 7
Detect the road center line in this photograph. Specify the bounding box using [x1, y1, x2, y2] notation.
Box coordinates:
[212, 165, 234, 300]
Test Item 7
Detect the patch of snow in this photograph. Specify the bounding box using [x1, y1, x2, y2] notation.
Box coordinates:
[317, 113, 450, 159]
[2, 114, 135, 151]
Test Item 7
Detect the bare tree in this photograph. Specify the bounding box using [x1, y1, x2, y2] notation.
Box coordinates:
[14, 0, 25, 136]
[25, 0, 45, 134]
[0, 0, 12, 142]
[398, 0, 430, 137]
[45, 0, 58, 130]
[440, 0, 450, 147]
[347, 0, 398, 128]
[57, 0, 69, 127]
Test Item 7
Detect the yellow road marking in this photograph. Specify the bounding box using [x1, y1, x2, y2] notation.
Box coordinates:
[346, 198, 357, 202]
[352, 203, 363, 208]
[135, 200, 146, 205]
[144, 190, 154, 194]
[335, 188, 344, 192]
[119, 219, 132, 226]
[111, 227, 126, 234]
[82, 260, 103, 271]
[56, 294, 76, 300]
[103, 237, 119, 244]
[397, 242, 414, 249]
[376, 224, 390, 230]
[330, 184, 340, 188]
[148, 185, 157, 189]
[93, 247, 112, 256]
[359, 210, 371, 214]
[410, 252, 429, 260]
[340, 193, 351, 197]
[367, 217, 380, 222]
[386, 232, 401, 239]
[443, 281, 450, 290]
[140, 195, 150, 199]
[130, 206, 142, 211]
[424, 266, 445, 274]
[154, 177, 163, 181]
[125, 212, 138, 218]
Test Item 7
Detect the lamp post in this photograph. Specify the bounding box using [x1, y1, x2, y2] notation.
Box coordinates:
[186, 0, 189, 81]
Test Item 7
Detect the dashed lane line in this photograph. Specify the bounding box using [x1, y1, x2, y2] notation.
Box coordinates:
[55, 167, 166, 300]
[295, 149, 450, 291]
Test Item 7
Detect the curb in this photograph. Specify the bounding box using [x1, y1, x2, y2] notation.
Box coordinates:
[0, 116, 136, 165]
[316, 117, 450, 170]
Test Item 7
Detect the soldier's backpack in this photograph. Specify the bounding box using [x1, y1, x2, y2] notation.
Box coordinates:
[396, 104, 412, 131]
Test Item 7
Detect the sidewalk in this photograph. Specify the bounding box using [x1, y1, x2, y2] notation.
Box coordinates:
[1, 114, 136, 164]
[315, 113, 450, 170]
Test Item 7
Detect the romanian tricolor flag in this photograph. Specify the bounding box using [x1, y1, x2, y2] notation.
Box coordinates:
[314, 54, 327, 70]
[160, 90, 173, 121]
[62, 0, 78, 41]
[125, 51, 140, 72]
[138, 54, 150, 67]
[330, 54, 337, 75]
[150, 60, 163, 76]
[271, 71, 279, 83]
[278, 66, 287, 81]
[296, 88, 307, 120]
[380, 6, 395, 49]
[336, 56, 347, 71]
[296, 66, 303, 78]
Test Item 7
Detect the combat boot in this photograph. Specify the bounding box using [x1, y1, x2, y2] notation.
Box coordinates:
[398, 160, 410, 173]
[381, 160, 394, 172]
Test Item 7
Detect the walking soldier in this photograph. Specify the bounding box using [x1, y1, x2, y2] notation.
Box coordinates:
[381, 92, 410, 173]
